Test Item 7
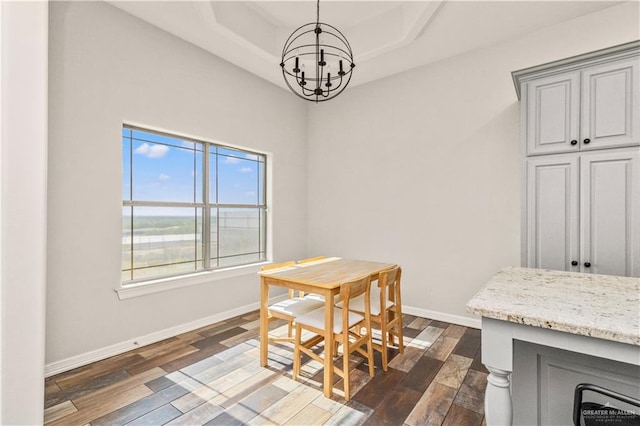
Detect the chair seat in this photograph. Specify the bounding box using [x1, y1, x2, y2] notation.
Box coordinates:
[269, 297, 324, 318]
[337, 293, 395, 316]
[296, 307, 364, 334]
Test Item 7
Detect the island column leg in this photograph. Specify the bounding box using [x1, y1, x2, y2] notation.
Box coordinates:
[485, 366, 512, 425]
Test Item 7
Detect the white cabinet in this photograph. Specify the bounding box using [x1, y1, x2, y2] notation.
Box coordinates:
[581, 59, 640, 151]
[513, 341, 640, 426]
[526, 72, 580, 155]
[580, 150, 640, 277]
[525, 57, 639, 156]
[526, 155, 579, 272]
[516, 41, 640, 278]
[527, 149, 640, 276]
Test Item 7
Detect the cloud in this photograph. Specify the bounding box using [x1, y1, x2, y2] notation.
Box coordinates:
[245, 154, 259, 161]
[135, 143, 169, 159]
[239, 167, 253, 173]
[223, 156, 240, 164]
[159, 174, 170, 180]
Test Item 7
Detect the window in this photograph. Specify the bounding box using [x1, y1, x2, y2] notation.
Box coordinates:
[122, 125, 267, 284]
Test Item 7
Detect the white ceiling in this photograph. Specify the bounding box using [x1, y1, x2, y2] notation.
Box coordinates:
[107, 1, 622, 90]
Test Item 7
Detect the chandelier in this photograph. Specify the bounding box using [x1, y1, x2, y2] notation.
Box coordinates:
[280, 0, 355, 103]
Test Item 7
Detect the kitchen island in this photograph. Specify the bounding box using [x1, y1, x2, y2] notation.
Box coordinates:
[467, 267, 640, 425]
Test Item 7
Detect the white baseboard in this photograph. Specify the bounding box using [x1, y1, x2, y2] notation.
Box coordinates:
[44, 294, 289, 377]
[45, 300, 479, 377]
[403, 305, 482, 329]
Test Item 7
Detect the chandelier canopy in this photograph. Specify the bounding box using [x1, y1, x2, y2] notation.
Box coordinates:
[280, 0, 355, 103]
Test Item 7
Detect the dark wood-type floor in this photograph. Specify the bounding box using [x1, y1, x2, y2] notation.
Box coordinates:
[44, 311, 487, 425]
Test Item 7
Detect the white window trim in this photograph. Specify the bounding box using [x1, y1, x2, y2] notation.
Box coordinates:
[121, 123, 271, 287]
[115, 262, 270, 300]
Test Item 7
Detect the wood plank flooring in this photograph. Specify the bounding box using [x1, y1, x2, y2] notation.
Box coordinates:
[45, 311, 487, 425]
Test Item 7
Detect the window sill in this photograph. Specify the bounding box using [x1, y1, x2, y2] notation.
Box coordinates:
[115, 262, 270, 300]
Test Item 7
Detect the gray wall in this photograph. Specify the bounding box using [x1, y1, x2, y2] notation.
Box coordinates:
[47, 0, 640, 367]
[47, 1, 308, 365]
[306, 2, 640, 323]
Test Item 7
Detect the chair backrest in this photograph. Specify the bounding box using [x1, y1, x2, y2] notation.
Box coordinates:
[297, 256, 325, 264]
[340, 275, 372, 319]
[261, 261, 295, 271]
[377, 266, 402, 313]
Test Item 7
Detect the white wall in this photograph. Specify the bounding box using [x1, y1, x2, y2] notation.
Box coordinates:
[47, 2, 308, 366]
[1, 1, 48, 422]
[306, 2, 640, 324]
[46, 0, 639, 369]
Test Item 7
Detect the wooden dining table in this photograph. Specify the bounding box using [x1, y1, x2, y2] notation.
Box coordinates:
[258, 257, 397, 398]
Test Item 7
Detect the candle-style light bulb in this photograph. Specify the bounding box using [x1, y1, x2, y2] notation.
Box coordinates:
[300, 64, 306, 86]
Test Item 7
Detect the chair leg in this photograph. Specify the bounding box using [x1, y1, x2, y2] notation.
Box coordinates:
[293, 324, 301, 381]
[380, 319, 389, 372]
[396, 322, 404, 354]
[287, 320, 294, 338]
[388, 311, 396, 346]
[394, 308, 405, 354]
[342, 333, 351, 401]
[366, 328, 375, 378]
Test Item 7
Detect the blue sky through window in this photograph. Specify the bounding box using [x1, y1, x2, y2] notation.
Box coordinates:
[123, 128, 264, 213]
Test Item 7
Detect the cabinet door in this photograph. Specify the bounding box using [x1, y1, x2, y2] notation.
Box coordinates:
[581, 57, 640, 150]
[527, 155, 579, 271]
[526, 72, 580, 156]
[580, 150, 640, 277]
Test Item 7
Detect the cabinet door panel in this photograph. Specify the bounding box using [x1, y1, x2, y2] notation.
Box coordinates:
[580, 150, 640, 277]
[526, 73, 580, 156]
[581, 58, 640, 150]
[527, 156, 579, 271]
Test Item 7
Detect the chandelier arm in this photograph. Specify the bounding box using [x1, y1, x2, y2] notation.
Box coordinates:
[282, 75, 316, 101]
[328, 73, 344, 92]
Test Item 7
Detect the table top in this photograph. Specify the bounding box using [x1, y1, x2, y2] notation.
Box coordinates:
[466, 267, 640, 346]
[258, 257, 396, 289]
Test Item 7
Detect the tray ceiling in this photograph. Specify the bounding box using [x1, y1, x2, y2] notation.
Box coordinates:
[107, 1, 623, 90]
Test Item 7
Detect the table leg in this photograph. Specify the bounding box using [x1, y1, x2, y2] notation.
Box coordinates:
[485, 366, 512, 425]
[323, 289, 335, 398]
[260, 277, 269, 367]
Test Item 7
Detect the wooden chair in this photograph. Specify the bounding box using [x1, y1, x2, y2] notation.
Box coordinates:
[292, 275, 375, 401]
[294, 256, 327, 301]
[263, 262, 324, 341]
[347, 266, 404, 371]
[287, 256, 326, 298]
[298, 256, 325, 264]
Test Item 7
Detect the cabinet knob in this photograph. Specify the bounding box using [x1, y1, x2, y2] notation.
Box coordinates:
[571, 261, 578, 266]
[570, 140, 578, 145]
[584, 262, 591, 268]
[583, 138, 591, 144]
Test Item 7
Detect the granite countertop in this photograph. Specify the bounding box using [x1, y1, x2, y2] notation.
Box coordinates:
[466, 267, 640, 346]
